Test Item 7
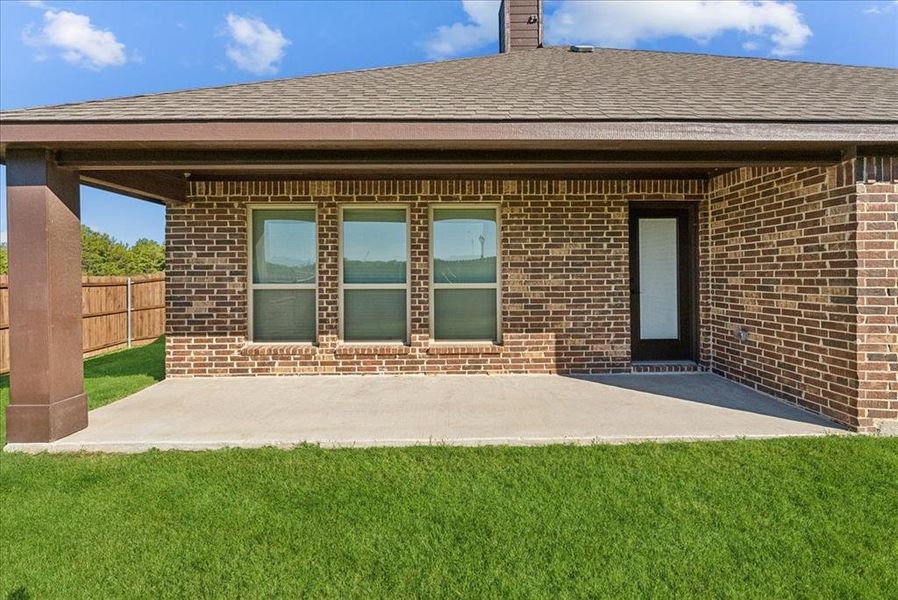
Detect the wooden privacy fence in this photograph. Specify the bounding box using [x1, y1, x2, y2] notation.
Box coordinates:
[0, 273, 165, 374]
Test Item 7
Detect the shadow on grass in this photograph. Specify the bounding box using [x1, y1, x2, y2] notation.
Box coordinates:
[0, 336, 166, 443]
[6, 587, 30, 600]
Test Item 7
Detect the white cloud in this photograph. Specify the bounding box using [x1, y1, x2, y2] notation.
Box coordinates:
[547, 1, 812, 57]
[863, 1, 898, 14]
[423, 0, 500, 59]
[427, 0, 812, 58]
[23, 8, 126, 69]
[224, 14, 290, 75]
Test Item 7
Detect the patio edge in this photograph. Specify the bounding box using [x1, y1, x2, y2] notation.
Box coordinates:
[3, 431, 852, 454]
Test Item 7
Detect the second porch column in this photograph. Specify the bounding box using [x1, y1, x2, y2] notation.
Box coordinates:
[5, 149, 87, 443]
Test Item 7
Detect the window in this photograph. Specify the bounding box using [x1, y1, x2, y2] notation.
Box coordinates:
[431, 207, 500, 342]
[249, 208, 317, 342]
[340, 207, 409, 342]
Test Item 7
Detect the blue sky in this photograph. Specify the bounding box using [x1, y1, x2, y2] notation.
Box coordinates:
[1, 0, 896, 245]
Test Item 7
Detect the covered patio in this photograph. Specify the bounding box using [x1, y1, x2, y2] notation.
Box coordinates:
[5, 373, 844, 453]
[1, 38, 895, 444]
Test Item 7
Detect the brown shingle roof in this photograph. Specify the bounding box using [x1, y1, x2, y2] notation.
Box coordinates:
[2, 47, 896, 123]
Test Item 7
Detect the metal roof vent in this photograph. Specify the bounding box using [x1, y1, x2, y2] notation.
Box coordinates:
[570, 45, 595, 53]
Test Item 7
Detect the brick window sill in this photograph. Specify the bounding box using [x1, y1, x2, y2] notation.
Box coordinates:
[334, 344, 411, 356]
[426, 343, 503, 355]
[240, 343, 317, 357]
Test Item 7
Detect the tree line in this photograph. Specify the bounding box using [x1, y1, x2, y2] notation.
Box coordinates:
[0, 226, 164, 276]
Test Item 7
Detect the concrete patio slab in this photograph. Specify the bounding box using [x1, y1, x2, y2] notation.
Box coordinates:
[5, 373, 846, 453]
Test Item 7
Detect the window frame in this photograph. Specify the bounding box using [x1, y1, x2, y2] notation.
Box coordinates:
[338, 204, 411, 344]
[246, 204, 319, 344]
[429, 204, 502, 344]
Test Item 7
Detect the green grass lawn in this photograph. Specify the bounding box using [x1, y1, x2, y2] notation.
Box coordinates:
[0, 337, 165, 445]
[1, 340, 897, 598]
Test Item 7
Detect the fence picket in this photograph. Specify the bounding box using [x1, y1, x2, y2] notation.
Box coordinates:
[0, 273, 165, 373]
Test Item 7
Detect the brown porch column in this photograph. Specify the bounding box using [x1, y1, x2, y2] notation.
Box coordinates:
[5, 149, 87, 442]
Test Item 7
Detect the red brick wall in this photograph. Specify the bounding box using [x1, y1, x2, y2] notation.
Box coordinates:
[855, 182, 898, 432]
[166, 179, 705, 377]
[166, 169, 897, 433]
[706, 161, 897, 432]
[707, 165, 860, 426]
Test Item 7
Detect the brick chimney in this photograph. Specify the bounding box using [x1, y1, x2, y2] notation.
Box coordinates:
[499, 0, 543, 53]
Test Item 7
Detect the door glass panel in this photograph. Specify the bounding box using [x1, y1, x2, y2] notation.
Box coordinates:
[639, 218, 678, 340]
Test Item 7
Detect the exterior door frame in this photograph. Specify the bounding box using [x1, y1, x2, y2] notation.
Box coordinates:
[628, 201, 699, 362]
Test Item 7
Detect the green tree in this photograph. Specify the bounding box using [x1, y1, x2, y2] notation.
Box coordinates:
[127, 238, 165, 274]
[0, 228, 162, 276]
[81, 226, 129, 275]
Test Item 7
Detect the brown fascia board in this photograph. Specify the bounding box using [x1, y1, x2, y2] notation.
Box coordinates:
[2, 120, 898, 153]
[56, 148, 845, 171]
[79, 170, 186, 205]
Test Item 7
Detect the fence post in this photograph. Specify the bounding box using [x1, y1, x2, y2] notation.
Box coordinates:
[126, 276, 133, 348]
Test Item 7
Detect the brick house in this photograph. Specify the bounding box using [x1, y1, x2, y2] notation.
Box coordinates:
[1, 0, 896, 442]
